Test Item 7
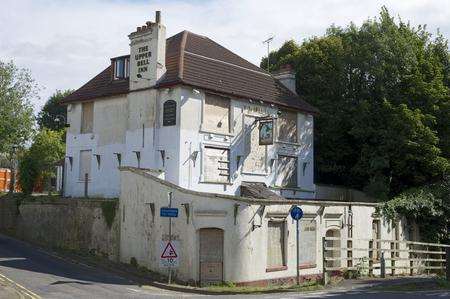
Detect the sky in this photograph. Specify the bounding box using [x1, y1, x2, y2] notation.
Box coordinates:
[1, 0, 450, 113]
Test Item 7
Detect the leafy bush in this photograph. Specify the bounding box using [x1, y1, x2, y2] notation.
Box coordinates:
[18, 129, 65, 194]
[382, 176, 449, 242]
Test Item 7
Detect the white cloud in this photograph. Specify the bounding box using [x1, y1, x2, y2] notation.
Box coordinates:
[1, 0, 449, 112]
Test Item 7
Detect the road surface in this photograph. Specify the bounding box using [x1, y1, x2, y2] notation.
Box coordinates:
[0, 234, 448, 298]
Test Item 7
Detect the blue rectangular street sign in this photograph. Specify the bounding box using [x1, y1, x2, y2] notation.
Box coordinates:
[160, 207, 178, 218]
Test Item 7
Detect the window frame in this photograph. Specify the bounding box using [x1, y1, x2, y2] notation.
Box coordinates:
[266, 220, 287, 271]
[201, 145, 231, 184]
[80, 102, 94, 134]
[162, 100, 177, 127]
[201, 93, 232, 135]
[114, 57, 130, 80]
[78, 149, 92, 181]
[276, 155, 298, 188]
[276, 109, 298, 144]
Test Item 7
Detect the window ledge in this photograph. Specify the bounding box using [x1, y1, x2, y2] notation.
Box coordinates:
[200, 129, 235, 138]
[241, 171, 267, 177]
[298, 263, 316, 270]
[275, 140, 300, 146]
[270, 186, 315, 193]
[199, 181, 233, 186]
[266, 266, 287, 272]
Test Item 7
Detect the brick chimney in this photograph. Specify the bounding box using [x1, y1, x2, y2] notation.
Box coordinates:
[272, 64, 297, 95]
[129, 11, 166, 90]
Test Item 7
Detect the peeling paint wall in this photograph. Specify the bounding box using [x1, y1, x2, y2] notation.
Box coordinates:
[119, 168, 413, 285]
[65, 84, 315, 199]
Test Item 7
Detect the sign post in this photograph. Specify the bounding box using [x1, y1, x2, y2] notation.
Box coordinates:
[290, 206, 304, 285]
[159, 192, 180, 284]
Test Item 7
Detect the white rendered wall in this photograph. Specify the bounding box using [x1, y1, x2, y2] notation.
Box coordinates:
[119, 168, 411, 284]
[64, 85, 315, 199]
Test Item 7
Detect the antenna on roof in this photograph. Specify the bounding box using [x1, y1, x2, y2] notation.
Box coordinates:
[262, 36, 274, 73]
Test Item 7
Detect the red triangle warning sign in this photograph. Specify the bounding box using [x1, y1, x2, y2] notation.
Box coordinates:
[161, 242, 177, 258]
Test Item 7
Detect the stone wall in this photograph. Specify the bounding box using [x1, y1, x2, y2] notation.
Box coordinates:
[0, 196, 120, 261]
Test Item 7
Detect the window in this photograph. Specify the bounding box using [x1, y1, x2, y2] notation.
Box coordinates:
[277, 110, 297, 143]
[203, 93, 230, 134]
[276, 155, 298, 187]
[243, 116, 266, 174]
[267, 221, 286, 269]
[79, 150, 92, 181]
[203, 146, 230, 183]
[299, 218, 317, 266]
[163, 100, 177, 126]
[114, 57, 130, 79]
[81, 102, 93, 134]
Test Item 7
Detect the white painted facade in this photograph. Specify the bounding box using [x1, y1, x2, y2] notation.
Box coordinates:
[63, 13, 315, 199]
[119, 167, 416, 285]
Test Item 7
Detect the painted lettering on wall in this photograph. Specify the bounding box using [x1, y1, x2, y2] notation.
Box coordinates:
[136, 45, 152, 74]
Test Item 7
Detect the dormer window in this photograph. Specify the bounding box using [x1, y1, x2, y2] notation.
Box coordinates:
[114, 57, 130, 79]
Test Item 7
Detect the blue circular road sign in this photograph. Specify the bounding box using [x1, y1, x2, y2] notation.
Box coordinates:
[290, 206, 303, 220]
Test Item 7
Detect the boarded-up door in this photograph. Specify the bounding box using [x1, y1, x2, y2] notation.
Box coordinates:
[199, 228, 224, 285]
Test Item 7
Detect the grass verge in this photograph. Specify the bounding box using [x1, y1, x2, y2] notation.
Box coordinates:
[203, 281, 323, 294]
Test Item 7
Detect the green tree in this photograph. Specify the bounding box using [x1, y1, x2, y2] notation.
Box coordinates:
[37, 89, 72, 131]
[18, 129, 65, 194]
[0, 60, 37, 192]
[263, 7, 449, 198]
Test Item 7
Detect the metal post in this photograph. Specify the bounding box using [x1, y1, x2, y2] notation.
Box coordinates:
[296, 219, 300, 285]
[380, 252, 385, 278]
[84, 173, 88, 198]
[168, 192, 173, 284]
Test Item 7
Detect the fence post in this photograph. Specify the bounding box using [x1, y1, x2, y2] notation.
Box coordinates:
[369, 240, 373, 277]
[84, 173, 88, 198]
[409, 243, 414, 276]
[446, 248, 450, 282]
[322, 236, 328, 285]
[347, 239, 353, 269]
[380, 252, 385, 278]
[390, 242, 395, 276]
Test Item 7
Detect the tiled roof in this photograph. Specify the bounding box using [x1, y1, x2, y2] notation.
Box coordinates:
[240, 182, 286, 201]
[62, 31, 318, 114]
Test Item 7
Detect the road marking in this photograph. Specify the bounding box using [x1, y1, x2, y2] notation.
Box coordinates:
[0, 271, 41, 299]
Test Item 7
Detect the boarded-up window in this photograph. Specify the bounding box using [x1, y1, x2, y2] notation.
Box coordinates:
[243, 117, 266, 173]
[299, 218, 317, 265]
[79, 150, 92, 181]
[267, 221, 286, 268]
[163, 100, 177, 126]
[277, 110, 297, 143]
[81, 102, 94, 133]
[203, 94, 230, 134]
[276, 155, 297, 187]
[203, 147, 229, 183]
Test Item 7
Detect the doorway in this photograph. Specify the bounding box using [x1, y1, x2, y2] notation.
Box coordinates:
[199, 228, 224, 285]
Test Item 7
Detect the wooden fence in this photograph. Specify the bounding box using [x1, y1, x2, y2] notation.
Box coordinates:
[322, 236, 449, 284]
[0, 168, 11, 192]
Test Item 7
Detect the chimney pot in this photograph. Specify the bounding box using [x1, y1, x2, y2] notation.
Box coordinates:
[141, 25, 147, 30]
[137, 27, 141, 32]
[146, 21, 152, 26]
[155, 11, 161, 23]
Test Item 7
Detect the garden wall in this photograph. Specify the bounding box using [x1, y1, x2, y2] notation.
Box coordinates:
[0, 195, 120, 261]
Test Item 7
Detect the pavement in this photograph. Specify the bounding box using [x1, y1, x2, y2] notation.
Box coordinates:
[0, 233, 449, 299]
